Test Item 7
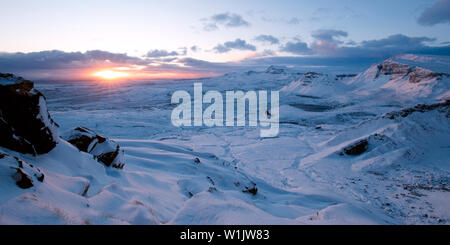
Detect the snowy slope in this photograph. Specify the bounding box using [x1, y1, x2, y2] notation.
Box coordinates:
[1, 54, 449, 224]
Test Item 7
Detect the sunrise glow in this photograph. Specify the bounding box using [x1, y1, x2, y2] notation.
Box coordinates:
[93, 70, 129, 80]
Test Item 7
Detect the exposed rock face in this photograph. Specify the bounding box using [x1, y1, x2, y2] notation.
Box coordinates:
[408, 67, 439, 84]
[0, 73, 59, 155]
[335, 74, 357, 80]
[298, 72, 329, 86]
[343, 140, 369, 156]
[375, 60, 449, 84]
[376, 61, 412, 78]
[265, 65, 285, 74]
[383, 100, 450, 120]
[62, 127, 125, 169]
[0, 151, 45, 189]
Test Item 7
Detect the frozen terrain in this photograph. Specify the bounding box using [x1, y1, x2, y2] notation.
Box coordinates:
[0, 54, 449, 224]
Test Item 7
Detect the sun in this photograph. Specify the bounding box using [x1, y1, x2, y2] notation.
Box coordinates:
[93, 70, 129, 80]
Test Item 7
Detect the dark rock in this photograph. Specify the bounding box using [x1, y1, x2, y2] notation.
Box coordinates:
[344, 140, 369, 156]
[376, 61, 411, 78]
[304, 71, 321, 79]
[383, 101, 450, 120]
[243, 182, 258, 195]
[62, 127, 125, 169]
[335, 74, 357, 80]
[14, 168, 34, 189]
[0, 73, 59, 155]
[0, 151, 45, 189]
[265, 65, 285, 74]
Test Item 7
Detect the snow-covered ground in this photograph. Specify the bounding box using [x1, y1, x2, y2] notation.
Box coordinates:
[1, 54, 449, 224]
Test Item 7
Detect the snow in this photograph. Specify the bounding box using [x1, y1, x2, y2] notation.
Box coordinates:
[0, 55, 449, 224]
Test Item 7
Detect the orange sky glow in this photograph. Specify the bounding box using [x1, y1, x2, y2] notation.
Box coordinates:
[85, 66, 218, 82]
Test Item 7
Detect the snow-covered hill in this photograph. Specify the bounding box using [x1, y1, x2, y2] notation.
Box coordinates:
[1, 55, 449, 224]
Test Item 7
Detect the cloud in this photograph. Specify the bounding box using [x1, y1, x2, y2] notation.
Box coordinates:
[255, 35, 280, 45]
[261, 16, 301, 25]
[324, 34, 443, 58]
[279, 31, 443, 58]
[1, 33, 449, 81]
[213, 39, 256, 53]
[190, 45, 200, 52]
[287, 17, 301, 25]
[260, 49, 276, 56]
[202, 12, 250, 31]
[310, 29, 349, 55]
[279, 40, 312, 55]
[418, 0, 450, 26]
[0, 50, 143, 70]
[146, 49, 182, 57]
[312, 29, 348, 43]
[0, 50, 149, 80]
[360, 34, 435, 48]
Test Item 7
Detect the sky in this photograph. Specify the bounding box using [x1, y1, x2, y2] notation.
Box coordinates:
[0, 0, 449, 81]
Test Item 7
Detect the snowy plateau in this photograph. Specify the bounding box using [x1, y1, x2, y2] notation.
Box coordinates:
[0, 54, 449, 225]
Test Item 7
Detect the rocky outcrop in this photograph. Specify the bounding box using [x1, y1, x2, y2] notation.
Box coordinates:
[383, 100, 450, 120]
[265, 66, 286, 74]
[375, 61, 412, 78]
[62, 127, 125, 169]
[335, 74, 357, 80]
[375, 60, 449, 84]
[0, 73, 59, 155]
[0, 151, 45, 189]
[343, 140, 369, 156]
[408, 67, 440, 84]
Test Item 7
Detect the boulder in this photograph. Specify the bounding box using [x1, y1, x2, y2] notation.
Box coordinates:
[62, 127, 125, 169]
[0, 151, 45, 189]
[0, 73, 59, 155]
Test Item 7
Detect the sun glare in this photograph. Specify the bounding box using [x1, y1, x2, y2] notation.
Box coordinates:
[93, 70, 129, 80]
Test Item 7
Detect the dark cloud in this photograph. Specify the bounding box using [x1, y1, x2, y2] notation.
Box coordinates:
[0, 50, 148, 80]
[255, 35, 280, 44]
[202, 12, 250, 31]
[146, 49, 181, 57]
[214, 39, 256, 53]
[0, 50, 143, 70]
[360, 34, 435, 49]
[331, 34, 444, 58]
[312, 29, 348, 43]
[418, 0, 450, 26]
[279, 32, 444, 58]
[310, 29, 348, 55]
[279, 40, 312, 55]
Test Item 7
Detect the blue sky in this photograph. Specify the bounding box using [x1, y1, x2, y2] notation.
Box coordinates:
[0, 0, 449, 80]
